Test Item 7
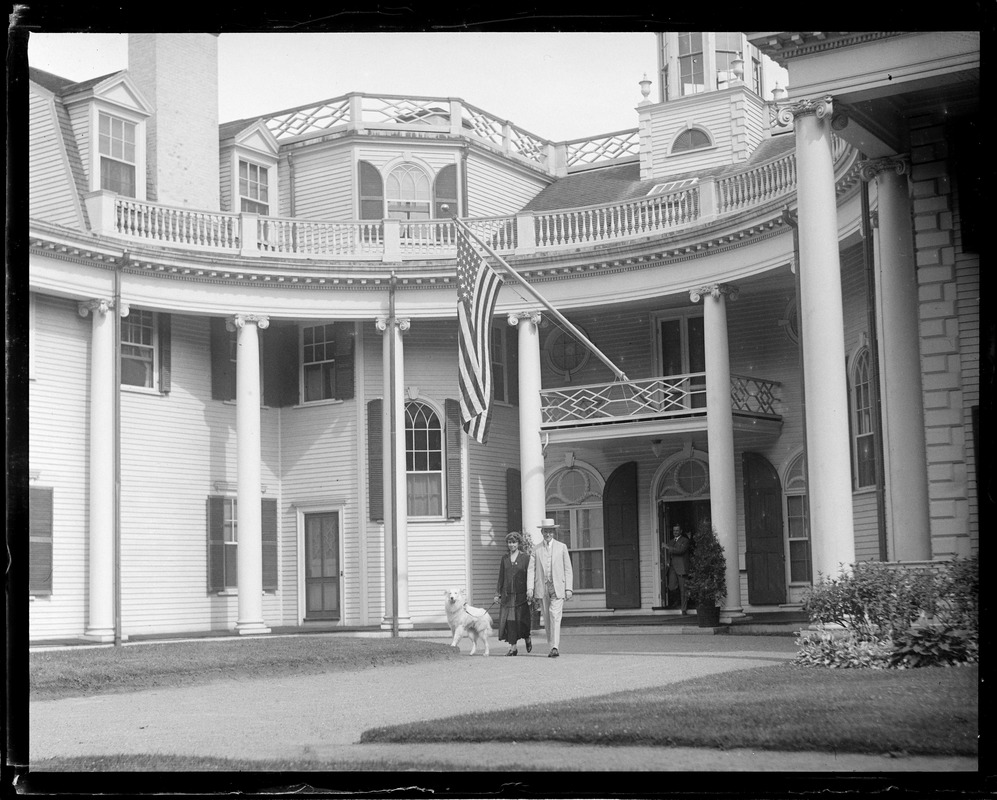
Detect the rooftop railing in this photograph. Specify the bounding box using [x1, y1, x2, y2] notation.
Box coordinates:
[84, 136, 855, 262]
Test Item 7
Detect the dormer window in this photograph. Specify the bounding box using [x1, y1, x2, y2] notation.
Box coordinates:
[671, 128, 711, 154]
[239, 161, 269, 215]
[98, 112, 137, 197]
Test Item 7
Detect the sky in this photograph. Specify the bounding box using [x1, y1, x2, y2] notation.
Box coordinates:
[26, 32, 787, 143]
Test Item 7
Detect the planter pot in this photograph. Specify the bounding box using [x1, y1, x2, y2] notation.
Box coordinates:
[697, 604, 721, 627]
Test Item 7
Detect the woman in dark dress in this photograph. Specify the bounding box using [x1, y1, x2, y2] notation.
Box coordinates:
[493, 532, 533, 656]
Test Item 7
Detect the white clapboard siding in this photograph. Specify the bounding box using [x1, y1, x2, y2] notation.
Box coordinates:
[465, 152, 548, 218]
[286, 144, 354, 220]
[29, 91, 85, 229]
[66, 101, 91, 190]
[28, 295, 92, 639]
[407, 521, 468, 622]
[218, 148, 232, 212]
[953, 202, 980, 541]
[646, 96, 739, 178]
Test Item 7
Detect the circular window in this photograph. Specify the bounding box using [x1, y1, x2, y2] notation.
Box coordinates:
[659, 457, 710, 499]
[544, 327, 590, 380]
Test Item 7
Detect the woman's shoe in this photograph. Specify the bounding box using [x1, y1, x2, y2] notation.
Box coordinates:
[525, 636, 533, 653]
[506, 647, 518, 656]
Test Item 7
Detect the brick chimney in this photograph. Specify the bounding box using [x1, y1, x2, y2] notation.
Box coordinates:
[127, 34, 220, 210]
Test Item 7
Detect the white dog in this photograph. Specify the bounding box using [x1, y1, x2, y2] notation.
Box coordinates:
[443, 588, 492, 656]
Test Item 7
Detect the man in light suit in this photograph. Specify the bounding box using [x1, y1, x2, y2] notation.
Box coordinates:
[526, 518, 573, 657]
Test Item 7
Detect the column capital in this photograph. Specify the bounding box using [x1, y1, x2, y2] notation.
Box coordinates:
[774, 95, 835, 127]
[507, 311, 542, 327]
[859, 154, 910, 182]
[78, 298, 129, 318]
[375, 316, 411, 332]
[689, 284, 739, 304]
[226, 314, 270, 332]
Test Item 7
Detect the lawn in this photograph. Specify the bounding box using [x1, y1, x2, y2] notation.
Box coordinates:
[29, 636, 460, 700]
[363, 662, 979, 756]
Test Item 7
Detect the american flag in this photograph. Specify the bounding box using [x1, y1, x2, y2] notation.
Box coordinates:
[456, 226, 504, 443]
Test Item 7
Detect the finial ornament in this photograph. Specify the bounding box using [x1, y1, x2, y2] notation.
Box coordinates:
[859, 155, 911, 182]
[689, 284, 739, 304]
[226, 314, 270, 332]
[775, 95, 834, 128]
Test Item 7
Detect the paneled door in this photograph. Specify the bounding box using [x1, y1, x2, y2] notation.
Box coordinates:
[743, 453, 786, 605]
[604, 462, 640, 609]
[304, 512, 340, 621]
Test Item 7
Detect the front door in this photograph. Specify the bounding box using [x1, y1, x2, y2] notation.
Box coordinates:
[743, 453, 785, 605]
[304, 512, 340, 621]
[603, 461, 640, 609]
[658, 500, 711, 608]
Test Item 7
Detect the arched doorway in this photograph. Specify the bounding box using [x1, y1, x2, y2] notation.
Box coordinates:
[743, 452, 786, 605]
[604, 462, 640, 609]
[654, 453, 711, 609]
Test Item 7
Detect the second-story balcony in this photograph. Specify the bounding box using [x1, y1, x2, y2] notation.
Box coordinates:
[82, 135, 855, 265]
[541, 373, 782, 442]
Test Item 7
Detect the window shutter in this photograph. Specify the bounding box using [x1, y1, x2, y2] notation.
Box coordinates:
[210, 318, 236, 401]
[506, 468, 522, 535]
[158, 313, 172, 394]
[207, 496, 225, 593]
[29, 486, 53, 595]
[445, 398, 463, 520]
[508, 327, 519, 406]
[261, 498, 278, 591]
[367, 399, 384, 521]
[263, 324, 300, 407]
[334, 322, 355, 400]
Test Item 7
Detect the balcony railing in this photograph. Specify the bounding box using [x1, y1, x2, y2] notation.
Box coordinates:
[84, 136, 856, 262]
[541, 373, 780, 428]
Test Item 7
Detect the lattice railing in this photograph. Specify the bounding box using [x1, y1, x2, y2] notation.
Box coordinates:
[360, 95, 451, 127]
[264, 97, 352, 140]
[534, 187, 698, 247]
[565, 129, 641, 168]
[541, 374, 780, 427]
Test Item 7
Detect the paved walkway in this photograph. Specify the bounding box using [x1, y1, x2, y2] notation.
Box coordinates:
[29, 633, 977, 773]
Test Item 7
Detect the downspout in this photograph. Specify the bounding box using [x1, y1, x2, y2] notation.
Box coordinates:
[113, 256, 124, 646]
[860, 169, 889, 560]
[783, 207, 812, 575]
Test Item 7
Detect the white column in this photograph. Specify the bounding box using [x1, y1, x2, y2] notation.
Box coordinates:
[690, 284, 742, 614]
[779, 97, 856, 577]
[79, 299, 121, 642]
[510, 312, 545, 549]
[231, 314, 271, 635]
[377, 315, 412, 630]
[861, 156, 932, 561]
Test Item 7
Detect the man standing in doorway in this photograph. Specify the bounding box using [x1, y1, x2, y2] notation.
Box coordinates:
[527, 518, 573, 657]
[663, 524, 691, 614]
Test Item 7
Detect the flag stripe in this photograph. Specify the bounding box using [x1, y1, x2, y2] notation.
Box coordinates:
[455, 227, 503, 444]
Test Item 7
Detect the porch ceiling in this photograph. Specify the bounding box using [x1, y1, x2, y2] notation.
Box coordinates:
[542, 413, 781, 447]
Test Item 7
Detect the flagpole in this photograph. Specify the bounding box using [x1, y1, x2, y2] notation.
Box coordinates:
[451, 215, 629, 382]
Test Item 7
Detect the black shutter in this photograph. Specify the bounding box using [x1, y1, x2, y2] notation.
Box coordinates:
[158, 313, 171, 394]
[508, 326, 519, 406]
[506, 468, 522, 535]
[210, 318, 236, 401]
[29, 486, 53, 595]
[263, 324, 299, 407]
[334, 322, 355, 400]
[207, 496, 225, 593]
[445, 398, 463, 520]
[367, 399, 384, 521]
[262, 498, 278, 591]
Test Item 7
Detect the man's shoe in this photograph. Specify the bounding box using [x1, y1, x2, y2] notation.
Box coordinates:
[548, 647, 559, 658]
[525, 637, 533, 653]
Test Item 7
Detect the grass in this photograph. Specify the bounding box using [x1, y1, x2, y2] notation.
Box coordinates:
[362, 662, 979, 757]
[30, 636, 460, 700]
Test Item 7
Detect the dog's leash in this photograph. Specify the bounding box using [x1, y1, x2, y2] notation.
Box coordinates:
[463, 601, 497, 618]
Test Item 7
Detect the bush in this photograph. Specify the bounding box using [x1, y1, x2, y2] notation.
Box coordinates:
[793, 628, 893, 669]
[686, 522, 727, 607]
[798, 556, 978, 669]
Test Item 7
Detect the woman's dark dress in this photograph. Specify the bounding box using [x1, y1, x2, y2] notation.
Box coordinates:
[496, 552, 532, 644]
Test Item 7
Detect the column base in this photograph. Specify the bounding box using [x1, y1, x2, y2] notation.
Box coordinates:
[380, 617, 414, 631]
[83, 628, 117, 643]
[720, 607, 746, 624]
[236, 622, 272, 635]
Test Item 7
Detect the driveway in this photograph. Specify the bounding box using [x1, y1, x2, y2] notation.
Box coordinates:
[29, 633, 977, 772]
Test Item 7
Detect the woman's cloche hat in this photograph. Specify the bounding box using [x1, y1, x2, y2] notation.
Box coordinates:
[537, 518, 559, 529]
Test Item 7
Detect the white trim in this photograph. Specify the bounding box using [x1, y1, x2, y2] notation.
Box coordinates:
[88, 103, 147, 201]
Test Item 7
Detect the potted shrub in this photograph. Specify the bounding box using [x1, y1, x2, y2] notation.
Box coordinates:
[686, 522, 727, 627]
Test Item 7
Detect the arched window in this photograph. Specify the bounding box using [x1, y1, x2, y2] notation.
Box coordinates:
[850, 347, 878, 489]
[433, 164, 459, 218]
[405, 400, 443, 516]
[358, 161, 383, 220]
[671, 128, 711, 153]
[546, 463, 605, 591]
[386, 164, 431, 222]
[784, 451, 811, 583]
